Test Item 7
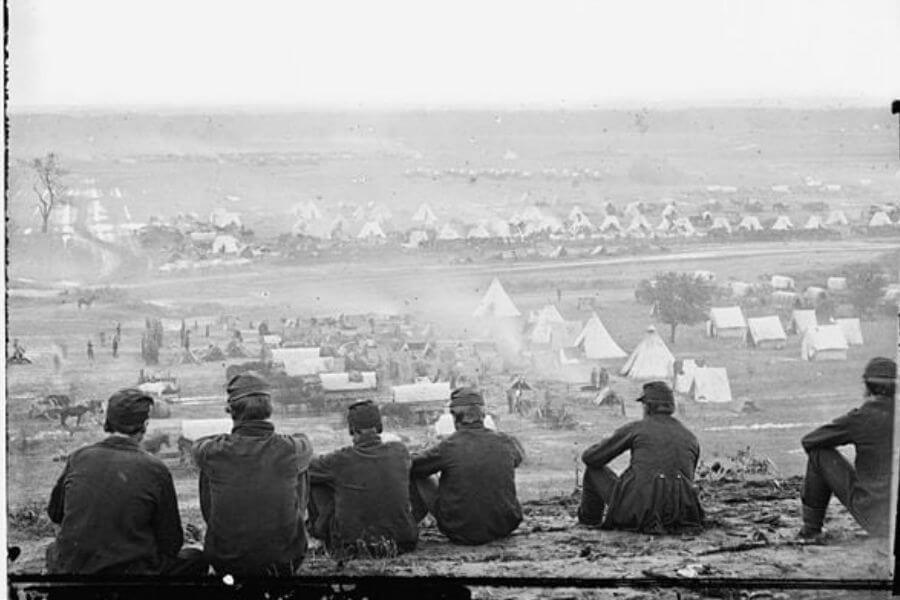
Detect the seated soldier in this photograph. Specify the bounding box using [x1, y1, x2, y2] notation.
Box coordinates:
[410, 388, 525, 545]
[799, 357, 896, 539]
[578, 381, 704, 534]
[46, 389, 205, 575]
[192, 372, 313, 576]
[307, 400, 418, 557]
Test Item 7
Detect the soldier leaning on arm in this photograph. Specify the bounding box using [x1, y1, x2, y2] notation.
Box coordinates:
[409, 387, 525, 545]
[191, 372, 313, 576]
[798, 356, 896, 540]
[46, 389, 206, 575]
[577, 381, 704, 534]
[307, 400, 418, 557]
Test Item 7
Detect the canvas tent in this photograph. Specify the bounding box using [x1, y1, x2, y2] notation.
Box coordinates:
[746, 316, 787, 348]
[801, 325, 849, 361]
[738, 216, 763, 232]
[472, 278, 521, 318]
[212, 235, 240, 254]
[835, 318, 864, 345]
[598, 215, 623, 234]
[804, 215, 824, 230]
[771, 275, 796, 290]
[392, 381, 451, 403]
[357, 221, 386, 239]
[707, 306, 748, 339]
[868, 211, 892, 227]
[320, 372, 378, 392]
[437, 224, 462, 241]
[825, 210, 849, 226]
[771, 215, 794, 231]
[529, 304, 565, 324]
[674, 359, 699, 395]
[573, 313, 626, 359]
[826, 277, 847, 291]
[672, 217, 696, 236]
[710, 217, 732, 234]
[690, 367, 733, 403]
[620, 326, 675, 380]
[467, 224, 492, 239]
[788, 310, 817, 336]
[412, 204, 438, 228]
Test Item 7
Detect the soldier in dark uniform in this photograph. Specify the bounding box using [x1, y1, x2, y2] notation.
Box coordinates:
[577, 381, 704, 534]
[410, 388, 525, 545]
[86, 340, 94, 362]
[111, 335, 119, 358]
[798, 357, 896, 539]
[192, 372, 313, 575]
[46, 389, 205, 575]
[307, 401, 418, 556]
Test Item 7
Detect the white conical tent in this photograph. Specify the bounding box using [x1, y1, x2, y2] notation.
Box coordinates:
[292, 200, 322, 221]
[661, 203, 677, 219]
[569, 212, 594, 235]
[473, 278, 521, 318]
[412, 203, 438, 227]
[599, 215, 623, 233]
[738, 216, 763, 231]
[529, 304, 565, 324]
[626, 214, 653, 234]
[568, 205, 588, 222]
[690, 367, 733, 403]
[772, 215, 794, 231]
[869, 211, 892, 227]
[804, 215, 824, 230]
[657, 217, 672, 232]
[672, 217, 696, 236]
[437, 224, 462, 240]
[467, 224, 492, 239]
[825, 210, 848, 226]
[710, 217, 732, 234]
[490, 219, 512, 239]
[620, 326, 675, 379]
[574, 313, 626, 359]
[357, 221, 386, 239]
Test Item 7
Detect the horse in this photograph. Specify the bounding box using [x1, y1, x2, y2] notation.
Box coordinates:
[59, 399, 104, 428]
[77, 296, 95, 310]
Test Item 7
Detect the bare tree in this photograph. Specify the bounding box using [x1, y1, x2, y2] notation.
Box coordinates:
[29, 153, 68, 233]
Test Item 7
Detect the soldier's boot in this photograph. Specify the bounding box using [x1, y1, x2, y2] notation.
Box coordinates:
[798, 504, 827, 540]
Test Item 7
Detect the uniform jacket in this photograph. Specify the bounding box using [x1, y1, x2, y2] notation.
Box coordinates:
[47, 436, 183, 574]
[308, 432, 418, 552]
[582, 414, 704, 534]
[411, 423, 524, 545]
[802, 394, 894, 535]
[193, 420, 313, 574]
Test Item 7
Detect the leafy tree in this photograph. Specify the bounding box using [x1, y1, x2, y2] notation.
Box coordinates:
[28, 153, 68, 233]
[846, 265, 887, 320]
[635, 272, 713, 343]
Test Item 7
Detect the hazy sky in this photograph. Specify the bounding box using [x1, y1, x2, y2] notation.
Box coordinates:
[9, 0, 900, 110]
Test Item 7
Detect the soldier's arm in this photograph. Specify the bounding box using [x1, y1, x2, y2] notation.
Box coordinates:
[47, 461, 70, 524]
[289, 432, 315, 471]
[308, 452, 337, 485]
[504, 433, 526, 468]
[410, 442, 447, 478]
[581, 423, 636, 468]
[801, 411, 856, 452]
[153, 468, 184, 558]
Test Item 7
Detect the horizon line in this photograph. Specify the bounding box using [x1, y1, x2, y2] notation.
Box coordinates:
[7, 96, 893, 115]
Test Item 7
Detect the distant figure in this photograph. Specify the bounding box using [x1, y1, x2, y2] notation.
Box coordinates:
[308, 401, 418, 556]
[410, 388, 524, 545]
[578, 381, 704, 534]
[205, 325, 210, 338]
[115, 322, 122, 338]
[184, 331, 191, 353]
[99, 332, 106, 347]
[86, 341, 94, 362]
[556, 288, 562, 303]
[798, 357, 896, 540]
[111, 336, 119, 359]
[590, 368, 599, 389]
[12, 339, 25, 361]
[53, 353, 62, 373]
[45, 389, 206, 575]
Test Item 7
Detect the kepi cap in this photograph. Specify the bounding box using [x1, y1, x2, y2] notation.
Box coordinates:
[105, 388, 154, 433]
[863, 357, 896, 384]
[449, 387, 484, 408]
[226, 371, 271, 403]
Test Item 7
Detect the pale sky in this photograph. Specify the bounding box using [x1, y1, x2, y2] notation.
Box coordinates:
[8, 0, 900, 110]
